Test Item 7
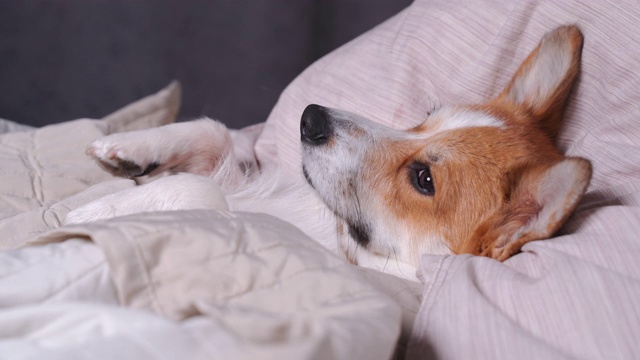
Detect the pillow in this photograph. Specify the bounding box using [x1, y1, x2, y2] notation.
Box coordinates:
[256, 0, 640, 204]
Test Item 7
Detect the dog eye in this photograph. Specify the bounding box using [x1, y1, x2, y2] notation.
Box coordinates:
[410, 163, 435, 196]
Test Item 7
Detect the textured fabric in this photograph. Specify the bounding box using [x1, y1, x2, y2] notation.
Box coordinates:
[0, 209, 402, 360]
[0, 179, 136, 250]
[0, 82, 180, 221]
[0, 118, 32, 134]
[256, 0, 640, 358]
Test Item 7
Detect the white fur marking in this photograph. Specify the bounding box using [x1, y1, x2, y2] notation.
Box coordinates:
[431, 108, 505, 133]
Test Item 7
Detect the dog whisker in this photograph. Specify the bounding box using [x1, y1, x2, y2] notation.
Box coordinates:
[382, 251, 391, 272]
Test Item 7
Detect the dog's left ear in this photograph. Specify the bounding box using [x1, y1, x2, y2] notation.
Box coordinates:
[464, 157, 591, 261]
[494, 25, 583, 140]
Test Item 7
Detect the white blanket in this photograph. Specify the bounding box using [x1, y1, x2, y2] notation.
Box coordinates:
[1, 212, 406, 359]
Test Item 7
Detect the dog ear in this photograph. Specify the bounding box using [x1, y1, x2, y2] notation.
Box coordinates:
[464, 157, 591, 261]
[494, 25, 583, 140]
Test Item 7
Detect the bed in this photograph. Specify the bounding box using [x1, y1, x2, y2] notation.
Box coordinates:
[1, 0, 639, 359]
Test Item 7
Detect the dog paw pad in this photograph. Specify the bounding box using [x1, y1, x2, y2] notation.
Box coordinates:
[86, 139, 160, 178]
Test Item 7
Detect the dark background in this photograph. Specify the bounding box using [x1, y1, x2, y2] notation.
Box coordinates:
[0, 0, 411, 129]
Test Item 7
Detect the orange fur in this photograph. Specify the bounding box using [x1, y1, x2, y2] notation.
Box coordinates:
[373, 26, 589, 263]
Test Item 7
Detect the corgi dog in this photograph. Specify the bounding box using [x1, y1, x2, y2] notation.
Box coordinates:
[66, 25, 591, 281]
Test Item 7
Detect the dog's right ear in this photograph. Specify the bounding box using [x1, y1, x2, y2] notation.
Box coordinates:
[461, 157, 592, 261]
[494, 25, 583, 139]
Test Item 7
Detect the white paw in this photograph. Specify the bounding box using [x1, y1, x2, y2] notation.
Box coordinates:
[87, 134, 159, 178]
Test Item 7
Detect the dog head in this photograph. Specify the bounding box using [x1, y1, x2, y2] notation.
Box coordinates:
[301, 26, 591, 266]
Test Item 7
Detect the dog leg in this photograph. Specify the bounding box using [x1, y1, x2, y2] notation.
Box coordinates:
[88, 118, 237, 179]
[64, 173, 228, 224]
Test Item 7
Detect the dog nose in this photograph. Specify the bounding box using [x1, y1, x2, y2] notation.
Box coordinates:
[301, 104, 332, 145]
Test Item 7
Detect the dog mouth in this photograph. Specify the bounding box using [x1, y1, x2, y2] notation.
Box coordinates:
[301, 164, 314, 189]
[347, 220, 371, 247]
[302, 163, 372, 248]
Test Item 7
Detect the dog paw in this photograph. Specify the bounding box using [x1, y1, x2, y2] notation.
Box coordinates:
[87, 135, 160, 178]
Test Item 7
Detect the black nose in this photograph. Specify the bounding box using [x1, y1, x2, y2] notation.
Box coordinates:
[301, 104, 332, 145]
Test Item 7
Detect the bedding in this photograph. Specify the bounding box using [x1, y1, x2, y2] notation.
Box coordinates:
[2, 0, 640, 359]
[0, 119, 32, 134]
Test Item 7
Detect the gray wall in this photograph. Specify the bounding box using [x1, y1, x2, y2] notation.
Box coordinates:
[0, 1, 411, 129]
